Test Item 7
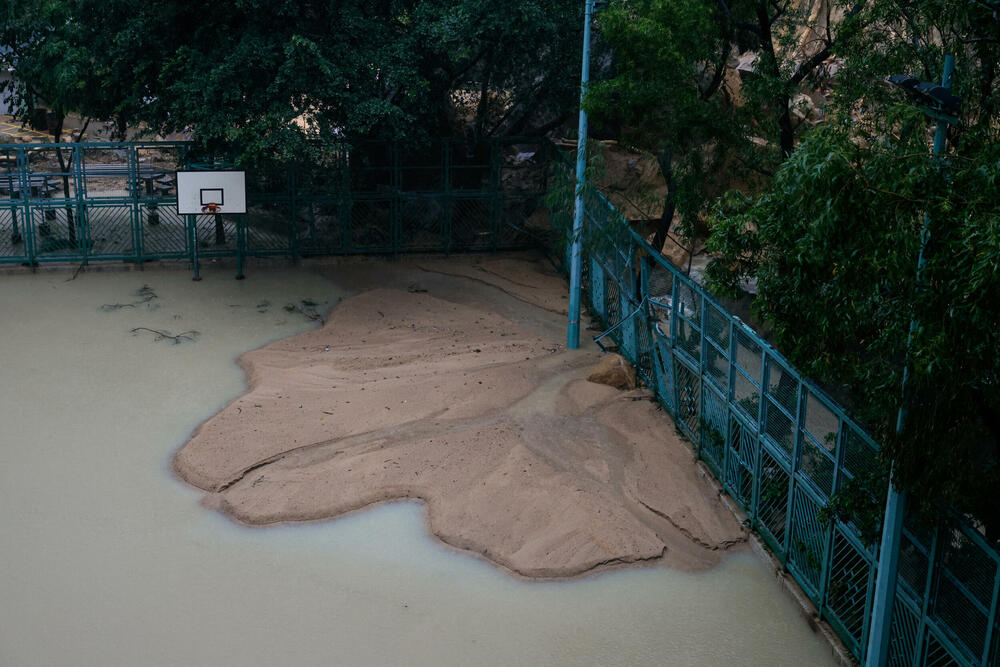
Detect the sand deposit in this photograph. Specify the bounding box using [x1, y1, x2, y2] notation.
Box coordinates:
[174, 253, 747, 577]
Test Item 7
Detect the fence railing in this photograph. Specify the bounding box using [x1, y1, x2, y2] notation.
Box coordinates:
[550, 158, 1000, 667]
[0, 138, 551, 269]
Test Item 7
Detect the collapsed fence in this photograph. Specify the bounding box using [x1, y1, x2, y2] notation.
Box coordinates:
[550, 157, 1000, 667]
[0, 138, 550, 270]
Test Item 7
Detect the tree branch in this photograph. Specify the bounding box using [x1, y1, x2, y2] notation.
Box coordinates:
[716, 0, 761, 36]
[701, 37, 731, 101]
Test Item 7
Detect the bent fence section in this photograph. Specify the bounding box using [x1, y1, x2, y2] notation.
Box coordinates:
[550, 160, 1000, 667]
[0, 138, 549, 268]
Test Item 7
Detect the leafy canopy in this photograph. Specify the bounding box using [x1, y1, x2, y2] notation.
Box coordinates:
[707, 0, 1000, 531]
[584, 0, 851, 244]
[1, 0, 583, 161]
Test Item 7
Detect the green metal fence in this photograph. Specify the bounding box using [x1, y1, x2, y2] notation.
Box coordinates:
[0, 138, 550, 269]
[550, 159, 1000, 666]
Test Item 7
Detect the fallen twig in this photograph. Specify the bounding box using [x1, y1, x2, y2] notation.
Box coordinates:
[282, 300, 324, 324]
[101, 284, 159, 311]
[64, 262, 86, 282]
[130, 327, 200, 344]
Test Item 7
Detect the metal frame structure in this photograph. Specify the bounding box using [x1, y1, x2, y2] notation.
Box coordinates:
[0, 138, 550, 272]
[550, 155, 1000, 667]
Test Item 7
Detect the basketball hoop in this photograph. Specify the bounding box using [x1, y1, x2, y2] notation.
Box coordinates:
[201, 202, 221, 214]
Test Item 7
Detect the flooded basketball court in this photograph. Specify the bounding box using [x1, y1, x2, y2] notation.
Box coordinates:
[0, 266, 837, 666]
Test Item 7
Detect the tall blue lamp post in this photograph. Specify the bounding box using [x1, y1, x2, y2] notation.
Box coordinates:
[865, 54, 960, 667]
[567, 0, 597, 349]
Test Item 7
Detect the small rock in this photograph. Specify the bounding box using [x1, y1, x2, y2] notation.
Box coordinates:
[586, 353, 637, 390]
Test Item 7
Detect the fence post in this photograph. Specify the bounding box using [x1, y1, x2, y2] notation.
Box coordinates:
[235, 213, 246, 280]
[443, 140, 452, 252]
[755, 350, 773, 535]
[619, 255, 637, 359]
[18, 147, 35, 264]
[818, 418, 848, 615]
[130, 145, 143, 265]
[910, 526, 939, 665]
[670, 277, 683, 418]
[189, 214, 201, 280]
[723, 317, 738, 494]
[781, 371, 804, 558]
[73, 144, 88, 265]
[392, 142, 401, 256]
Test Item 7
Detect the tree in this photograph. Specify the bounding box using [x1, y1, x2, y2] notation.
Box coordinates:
[706, 0, 1000, 535]
[585, 0, 854, 251]
[1, 0, 583, 162]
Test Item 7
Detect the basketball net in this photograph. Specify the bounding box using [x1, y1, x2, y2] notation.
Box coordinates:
[201, 202, 221, 214]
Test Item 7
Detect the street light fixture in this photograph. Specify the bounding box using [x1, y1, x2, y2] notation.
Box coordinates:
[865, 55, 960, 667]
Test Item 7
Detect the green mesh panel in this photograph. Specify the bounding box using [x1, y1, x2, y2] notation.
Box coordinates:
[898, 531, 930, 602]
[398, 196, 445, 251]
[735, 329, 763, 385]
[826, 527, 873, 653]
[767, 357, 799, 415]
[0, 205, 29, 261]
[764, 397, 795, 457]
[701, 383, 727, 470]
[757, 448, 790, 553]
[84, 205, 135, 258]
[648, 300, 671, 340]
[788, 486, 827, 599]
[349, 199, 393, 251]
[451, 198, 494, 250]
[633, 309, 656, 386]
[843, 424, 879, 481]
[646, 260, 674, 302]
[193, 212, 238, 257]
[804, 390, 839, 453]
[674, 359, 701, 439]
[725, 415, 756, 510]
[705, 303, 730, 350]
[799, 437, 836, 497]
[676, 315, 701, 362]
[31, 205, 86, 259]
[140, 208, 189, 258]
[887, 596, 921, 667]
[705, 339, 729, 390]
[604, 278, 623, 338]
[676, 281, 702, 325]
[733, 369, 760, 421]
[246, 203, 294, 255]
[922, 629, 965, 667]
[932, 528, 997, 658]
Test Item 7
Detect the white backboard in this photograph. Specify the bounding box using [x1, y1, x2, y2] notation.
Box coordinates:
[176, 170, 247, 215]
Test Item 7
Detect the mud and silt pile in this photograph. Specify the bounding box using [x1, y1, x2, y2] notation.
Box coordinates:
[175, 257, 746, 577]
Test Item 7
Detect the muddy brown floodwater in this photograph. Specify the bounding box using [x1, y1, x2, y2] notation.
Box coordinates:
[0, 257, 837, 666]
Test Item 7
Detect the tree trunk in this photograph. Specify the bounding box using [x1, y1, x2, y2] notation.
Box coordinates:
[51, 115, 77, 248]
[755, 1, 795, 159]
[214, 213, 226, 245]
[778, 102, 795, 158]
[651, 148, 676, 254]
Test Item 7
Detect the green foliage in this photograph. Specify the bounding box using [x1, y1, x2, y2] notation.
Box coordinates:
[708, 2, 1000, 531]
[817, 469, 888, 547]
[1, 0, 583, 161]
[584, 0, 848, 245]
